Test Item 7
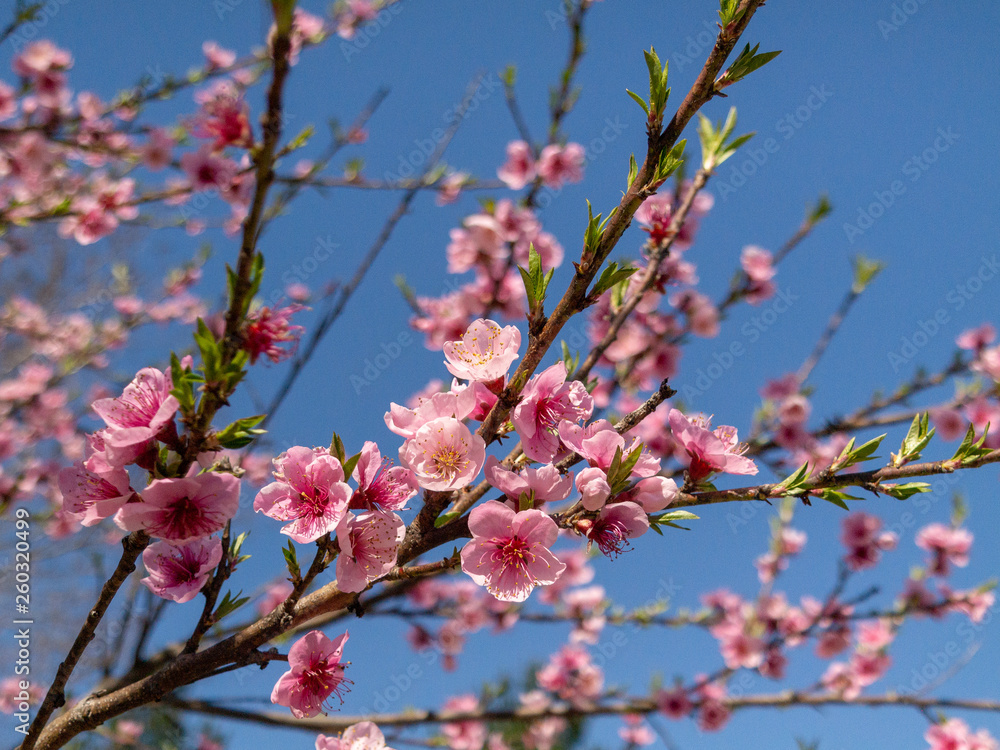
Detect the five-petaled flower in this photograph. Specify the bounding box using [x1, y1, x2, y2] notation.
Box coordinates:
[442, 318, 521, 386]
[272, 630, 351, 718]
[460, 502, 566, 602]
[116, 472, 240, 543]
[140, 537, 223, 603]
[399, 417, 486, 492]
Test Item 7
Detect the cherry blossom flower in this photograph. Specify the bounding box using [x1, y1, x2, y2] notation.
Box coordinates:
[956, 324, 996, 351]
[385, 389, 478, 439]
[117, 473, 240, 543]
[584, 501, 648, 558]
[840, 512, 897, 571]
[442, 695, 487, 750]
[536, 646, 603, 707]
[630, 476, 679, 512]
[536, 143, 585, 188]
[513, 363, 594, 462]
[484, 455, 573, 507]
[558, 419, 660, 477]
[243, 304, 305, 364]
[335, 510, 405, 593]
[180, 145, 238, 190]
[92, 366, 179, 466]
[656, 686, 692, 719]
[399, 417, 486, 491]
[317, 721, 395, 750]
[254, 446, 352, 543]
[272, 630, 350, 718]
[497, 140, 537, 190]
[618, 715, 655, 746]
[461, 502, 565, 602]
[443, 319, 521, 385]
[916, 523, 973, 576]
[741, 245, 777, 304]
[667, 408, 758, 483]
[202, 41, 236, 70]
[57, 461, 134, 526]
[140, 537, 223, 603]
[350, 441, 419, 512]
[257, 579, 294, 616]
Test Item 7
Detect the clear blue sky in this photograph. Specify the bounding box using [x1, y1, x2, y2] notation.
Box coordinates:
[5, 1, 999, 748]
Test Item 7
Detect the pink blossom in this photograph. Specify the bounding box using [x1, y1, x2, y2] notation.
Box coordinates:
[385, 389, 478, 439]
[931, 407, 968, 442]
[720, 630, 766, 670]
[117, 473, 240, 542]
[536, 143, 585, 188]
[513, 363, 594, 462]
[317, 721, 396, 750]
[667, 408, 758, 483]
[656, 686, 692, 719]
[399, 417, 486, 491]
[484, 455, 573, 507]
[536, 646, 603, 707]
[140, 537, 223, 603]
[617, 715, 655, 746]
[202, 41, 237, 70]
[956, 324, 996, 351]
[857, 619, 894, 652]
[584, 501, 648, 558]
[271, 630, 350, 718]
[497, 140, 537, 190]
[916, 523, 973, 576]
[254, 446, 353, 543]
[442, 695, 486, 750]
[436, 172, 468, 205]
[180, 145, 238, 190]
[461, 502, 565, 602]
[110, 720, 144, 745]
[925, 719, 974, 750]
[444, 319, 521, 385]
[243, 304, 305, 364]
[57, 461, 134, 526]
[558, 419, 660, 477]
[92, 366, 179, 466]
[335, 510, 405, 593]
[257, 579, 294, 616]
[629, 476, 679, 513]
[575, 467, 611, 511]
[446, 216, 505, 274]
[350, 441, 419, 512]
[0, 677, 42, 713]
[840, 512, 896, 571]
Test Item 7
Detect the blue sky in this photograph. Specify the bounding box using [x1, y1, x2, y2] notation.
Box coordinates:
[5, 1, 1000, 748]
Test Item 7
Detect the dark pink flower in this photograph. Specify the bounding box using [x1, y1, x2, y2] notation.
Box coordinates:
[584, 501, 648, 558]
[243, 304, 305, 364]
[667, 408, 757, 483]
[335, 510, 405, 593]
[271, 630, 350, 718]
[536, 143, 585, 188]
[350, 441, 418, 512]
[656, 686, 692, 719]
[461, 502, 566, 602]
[513, 363, 594, 462]
[92, 367, 180, 466]
[141, 537, 223, 603]
[916, 523, 973, 576]
[117, 473, 240, 542]
[254, 446, 352, 543]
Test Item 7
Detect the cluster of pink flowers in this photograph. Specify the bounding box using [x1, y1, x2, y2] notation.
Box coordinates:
[411, 200, 563, 349]
[916, 523, 973, 577]
[535, 645, 603, 707]
[496, 140, 586, 191]
[925, 718, 998, 750]
[820, 618, 893, 699]
[840, 512, 898, 571]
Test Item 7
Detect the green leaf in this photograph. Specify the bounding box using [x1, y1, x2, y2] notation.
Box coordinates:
[342, 451, 362, 480]
[775, 461, 811, 494]
[848, 433, 886, 465]
[282, 541, 300, 580]
[882, 482, 931, 500]
[214, 589, 250, 621]
[818, 489, 855, 510]
[625, 88, 649, 117]
[330, 432, 347, 463]
[720, 43, 782, 89]
[592, 261, 637, 298]
[851, 254, 886, 294]
[808, 194, 832, 224]
[894, 413, 934, 467]
[434, 510, 460, 528]
[216, 414, 267, 449]
[950, 422, 992, 465]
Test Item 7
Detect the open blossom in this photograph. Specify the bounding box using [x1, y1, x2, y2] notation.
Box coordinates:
[740, 245, 777, 304]
[254, 446, 352, 543]
[584, 501, 648, 558]
[350, 441, 418, 512]
[536, 646, 603, 707]
[442, 695, 487, 750]
[400, 417, 486, 491]
[117, 473, 240, 542]
[140, 537, 223, 603]
[443, 319, 521, 384]
[916, 523, 973, 576]
[58, 461, 134, 526]
[484, 455, 573, 507]
[497, 140, 537, 189]
[335, 511, 405, 593]
[840, 512, 897, 571]
[385, 389, 478, 439]
[92, 366, 179, 466]
[243, 304, 305, 364]
[631, 476, 679, 512]
[667, 408, 757, 482]
[513, 363, 594, 462]
[925, 719, 999, 750]
[558, 419, 660, 477]
[656, 686, 692, 719]
[272, 630, 350, 718]
[461, 502, 566, 602]
[317, 721, 395, 750]
[536, 143, 585, 188]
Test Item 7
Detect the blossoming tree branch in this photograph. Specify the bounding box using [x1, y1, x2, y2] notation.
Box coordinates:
[1, 1, 998, 750]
